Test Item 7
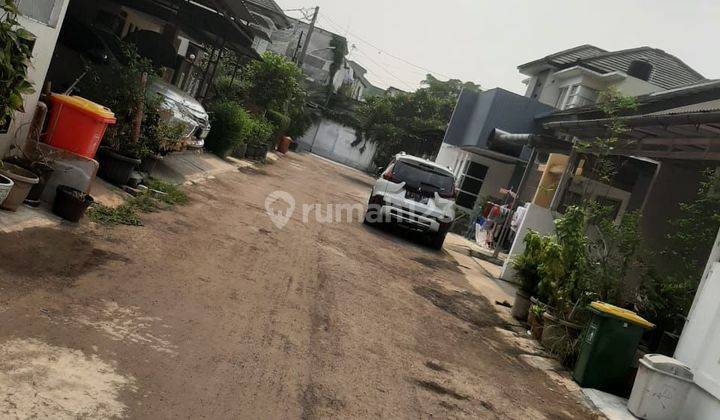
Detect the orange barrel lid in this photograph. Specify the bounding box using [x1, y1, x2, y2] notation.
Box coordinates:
[590, 301, 655, 329]
[50, 94, 117, 123]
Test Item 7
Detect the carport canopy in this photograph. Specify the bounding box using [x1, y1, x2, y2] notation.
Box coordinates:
[543, 110, 720, 162]
[113, 0, 259, 58]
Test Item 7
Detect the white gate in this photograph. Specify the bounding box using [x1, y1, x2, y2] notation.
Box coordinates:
[297, 119, 377, 171]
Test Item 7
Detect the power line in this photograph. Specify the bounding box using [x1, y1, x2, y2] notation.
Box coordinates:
[349, 48, 428, 78]
[318, 12, 453, 80]
[316, 15, 417, 88]
[353, 48, 415, 90]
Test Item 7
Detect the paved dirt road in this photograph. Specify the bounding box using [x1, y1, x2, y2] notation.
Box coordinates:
[0, 153, 597, 419]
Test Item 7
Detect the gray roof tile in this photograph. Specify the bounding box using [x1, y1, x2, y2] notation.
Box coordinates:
[579, 47, 706, 89]
[546, 44, 608, 65]
[518, 44, 607, 70]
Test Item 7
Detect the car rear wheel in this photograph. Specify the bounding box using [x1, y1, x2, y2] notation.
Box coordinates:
[363, 210, 374, 225]
[429, 226, 449, 250]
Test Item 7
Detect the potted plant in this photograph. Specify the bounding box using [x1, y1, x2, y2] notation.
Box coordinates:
[246, 115, 275, 161]
[24, 161, 55, 207]
[526, 206, 589, 364]
[52, 185, 94, 222]
[0, 0, 37, 208]
[78, 46, 156, 185]
[137, 118, 185, 175]
[205, 101, 249, 158]
[232, 142, 248, 159]
[0, 162, 39, 211]
[528, 303, 545, 340]
[0, 173, 13, 204]
[512, 230, 544, 320]
[3, 154, 55, 207]
[97, 145, 144, 185]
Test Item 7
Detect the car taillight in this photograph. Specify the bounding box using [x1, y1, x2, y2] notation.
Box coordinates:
[439, 187, 457, 200]
[382, 167, 395, 182]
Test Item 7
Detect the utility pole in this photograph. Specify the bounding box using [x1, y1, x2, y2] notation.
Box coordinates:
[292, 30, 304, 63]
[297, 6, 319, 66]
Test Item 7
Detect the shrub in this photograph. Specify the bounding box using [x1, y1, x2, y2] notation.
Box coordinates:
[79, 43, 159, 159]
[205, 101, 251, 157]
[246, 115, 275, 146]
[513, 230, 545, 297]
[240, 52, 304, 110]
[266, 109, 290, 140]
[213, 76, 244, 102]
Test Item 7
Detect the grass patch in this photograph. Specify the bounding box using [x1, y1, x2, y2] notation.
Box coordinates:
[88, 180, 189, 226]
[87, 203, 143, 226]
[128, 194, 161, 213]
[146, 179, 189, 205]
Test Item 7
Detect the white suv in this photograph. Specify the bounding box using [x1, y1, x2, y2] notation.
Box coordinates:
[364, 153, 457, 249]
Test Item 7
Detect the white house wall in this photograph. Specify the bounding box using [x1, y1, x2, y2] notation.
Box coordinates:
[499, 203, 555, 283]
[613, 76, 664, 97]
[1, 1, 69, 157]
[475, 156, 516, 201]
[435, 143, 467, 178]
[673, 227, 720, 418]
[529, 68, 665, 109]
[681, 384, 720, 420]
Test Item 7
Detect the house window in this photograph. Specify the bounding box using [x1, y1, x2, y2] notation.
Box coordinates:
[16, 0, 64, 27]
[456, 161, 489, 209]
[562, 84, 599, 110]
[555, 87, 569, 109]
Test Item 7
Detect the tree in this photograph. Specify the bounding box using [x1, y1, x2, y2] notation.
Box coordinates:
[354, 74, 481, 166]
[240, 52, 305, 111]
[233, 52, 316, 139]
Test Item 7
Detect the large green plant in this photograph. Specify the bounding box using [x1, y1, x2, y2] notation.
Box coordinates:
[246, 114, 275, 146]
[585, 204, 643, 305]
[240, 52, 304, 111]
[538, 206, 589, 319]
[0, 0, 35, 127]
[354, 74, 481, 166]
[512, 230, 546, 296]
[79, 44, 159, 158]
[205, 101, 251, 157]
[640, 168, 720, 332]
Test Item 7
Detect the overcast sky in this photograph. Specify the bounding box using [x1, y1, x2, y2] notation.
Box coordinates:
[275, 0, 719, 94]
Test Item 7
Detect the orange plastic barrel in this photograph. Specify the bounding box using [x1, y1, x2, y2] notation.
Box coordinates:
[45, 95, 117, 159]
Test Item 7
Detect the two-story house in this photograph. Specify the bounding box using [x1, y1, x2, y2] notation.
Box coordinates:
[521, 44, 705, 110]
[437, 44, 708, 213]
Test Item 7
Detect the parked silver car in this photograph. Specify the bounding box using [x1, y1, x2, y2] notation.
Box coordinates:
[46, 18, 211, 150]
[147, 80, 211, 149]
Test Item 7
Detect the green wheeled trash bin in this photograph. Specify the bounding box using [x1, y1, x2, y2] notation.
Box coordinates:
[573, 302, 654, 393]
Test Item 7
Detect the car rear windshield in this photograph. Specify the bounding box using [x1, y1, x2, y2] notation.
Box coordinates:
[392, 160, 454, 193]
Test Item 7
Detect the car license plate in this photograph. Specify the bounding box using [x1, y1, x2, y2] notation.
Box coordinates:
[406, 191, 429, 204]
